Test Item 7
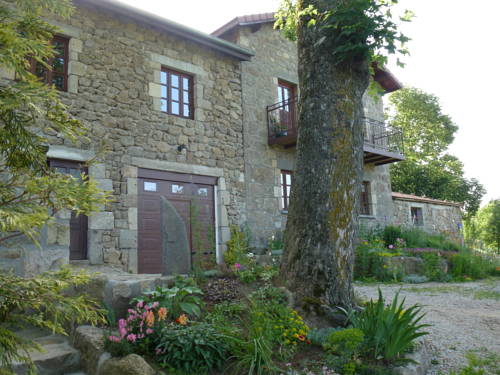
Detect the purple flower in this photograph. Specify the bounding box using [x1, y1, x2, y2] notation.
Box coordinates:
[126, 333, 137, 342]
[234, 263, 241, 270]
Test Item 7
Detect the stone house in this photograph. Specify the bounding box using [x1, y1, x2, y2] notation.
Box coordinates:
[392, 193, 464, 244]
[1, 1, 412, 276]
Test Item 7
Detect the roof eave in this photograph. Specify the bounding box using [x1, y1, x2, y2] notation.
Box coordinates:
[75, 0, 254, 61]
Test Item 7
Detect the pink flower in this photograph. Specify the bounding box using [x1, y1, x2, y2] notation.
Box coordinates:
[234, 263, 241, 270]
[108, 335, 121, 343]
[152, 302, 160, 309]
[155, 348, 163, 355]
[146, 328, 154, 334]
[138, 334, 145, 339]
[145, 304, 150, 311]
[118, 319, 127, 329]
[136, 301, 144, 309]
[127, 309, 135, 314]
[388, 244, 394, 249]
[119, 327, 128, 338]
[126, 333, 137, 342]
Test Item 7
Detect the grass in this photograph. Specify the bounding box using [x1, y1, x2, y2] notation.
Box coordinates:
[401, 283, 500, 301]
[440, 349, 500, 375]
[473, 290, 500, 301]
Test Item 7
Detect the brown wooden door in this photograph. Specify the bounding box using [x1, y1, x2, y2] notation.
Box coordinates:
[49, 159, 88, 260]
[137, 169, 216, 274]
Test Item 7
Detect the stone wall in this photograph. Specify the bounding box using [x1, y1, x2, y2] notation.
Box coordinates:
[234, 23, 396, 250]
[0, 2, 246, 274]
[393, 198, 464, 244]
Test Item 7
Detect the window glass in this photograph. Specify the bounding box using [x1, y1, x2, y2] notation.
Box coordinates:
[160, 69, 194, 119]
[31, 36, 68, 91]
[281, 170, 293, 210]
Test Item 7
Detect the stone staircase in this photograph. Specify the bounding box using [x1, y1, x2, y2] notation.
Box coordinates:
[12, 328, 86, 375]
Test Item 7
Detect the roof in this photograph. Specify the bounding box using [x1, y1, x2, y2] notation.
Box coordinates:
[212, 13, 275, 37]
[392, 192, 462, 208]
[212, 12, 402, 93]
[75, 0, 254, 61]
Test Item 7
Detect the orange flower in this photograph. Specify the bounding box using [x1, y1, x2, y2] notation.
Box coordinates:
[176, 314, 188, 326]
[158, 307, 168, 321]
[145, 310, 155, 327]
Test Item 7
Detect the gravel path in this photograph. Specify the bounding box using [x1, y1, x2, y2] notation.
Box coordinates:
[355, 279, 500, 374]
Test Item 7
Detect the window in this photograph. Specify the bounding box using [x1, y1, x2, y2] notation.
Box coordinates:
[30, 35, 69, 91]
[281, 170, 293, 211]
[411, 207, 424, 226]
[360, 181, 371, 215]
[160, 68, 194, 119]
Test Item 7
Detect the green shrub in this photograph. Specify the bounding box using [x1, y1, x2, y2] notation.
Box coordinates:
[224, 225, 249, 266]
[156, 322, 229, 374]
[228, 335, 278, 375]
[133, 277, 203, 319]
[0, 268, 105, 374]
[382, 225, 403, 246]
[449, 251, 494, 280]
[307, 327, 341, 346]
[354, 240, 403, 281]
[422, 253, 448, 281]
[323, 328, 365, 375]
[346, 289, 430, 364]
[402, 274, 429, 284]
[249, 285, 288, 305]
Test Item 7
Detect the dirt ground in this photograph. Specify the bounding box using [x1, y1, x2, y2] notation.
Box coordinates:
[356, 278, 500, 374]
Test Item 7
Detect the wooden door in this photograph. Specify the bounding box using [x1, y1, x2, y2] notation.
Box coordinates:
[49, 159, 88, 260]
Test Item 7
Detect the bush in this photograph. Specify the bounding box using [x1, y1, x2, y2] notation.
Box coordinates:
[307, 327, 341, 347]
[323, 328, 365, 375]
[422, 253, 449, 281]
[402, 274, 429, 284]
[105, 301, 168, 357]
[346, 289, 430, 364]
[133, 276, 203, 319]
[449, 251, 493, 280]
[249, 285, 288, 305]
[224, 225, 249, 266]
[156, 322, 229, 374]
[382, 226, 403, 247]
[0, 268, 105, 374]
[354, 239, 403, 281]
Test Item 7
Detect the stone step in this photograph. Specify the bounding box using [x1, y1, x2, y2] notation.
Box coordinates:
[13, 334, 81, 375]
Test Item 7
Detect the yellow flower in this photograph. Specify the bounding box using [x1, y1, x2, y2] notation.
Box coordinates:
[145, 310, 155, 327]
[176, 314, 188, 326]
[158, 307, 168, 321]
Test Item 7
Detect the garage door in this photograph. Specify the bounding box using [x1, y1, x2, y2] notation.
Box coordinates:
[137, 169, 216, 274]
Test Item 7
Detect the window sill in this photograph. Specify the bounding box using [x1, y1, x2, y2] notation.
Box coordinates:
[360, 214, 376, 219]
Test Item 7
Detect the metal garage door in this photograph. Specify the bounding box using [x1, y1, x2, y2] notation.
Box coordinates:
[137, 169, 216, 274]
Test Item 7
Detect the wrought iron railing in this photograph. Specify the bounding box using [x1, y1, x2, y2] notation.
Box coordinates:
[363, 117, 404, 155]
[267, 97, 404, 156]
[267, 96, 298, 141]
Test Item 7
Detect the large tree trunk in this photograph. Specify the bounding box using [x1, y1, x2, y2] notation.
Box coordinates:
[281, 0, 370, 309]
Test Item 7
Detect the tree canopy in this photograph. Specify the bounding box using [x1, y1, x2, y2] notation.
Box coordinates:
[0, 0, 109, 245]
[387, 87, 485, 217]
[465, 200, 500, 254]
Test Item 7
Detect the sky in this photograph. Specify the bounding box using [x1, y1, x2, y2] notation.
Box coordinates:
[119, 0, 500, 206]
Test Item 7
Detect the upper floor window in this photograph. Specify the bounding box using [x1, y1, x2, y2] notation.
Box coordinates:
[360, 181, 372, 215]
[281, 170, 293, 211]
[30, 35, 69, 91]
[160, 68, 194, 119]
[411, 207, 424, 226]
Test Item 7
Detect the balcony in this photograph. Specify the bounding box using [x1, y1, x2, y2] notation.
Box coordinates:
[267, 97, 404, 165]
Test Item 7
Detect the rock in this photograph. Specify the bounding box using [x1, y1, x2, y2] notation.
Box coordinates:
[72, 326, 105, 375]
[99, 354, 155, 375]
[384, 256, 425, 275]
[393, 339, 432, 375]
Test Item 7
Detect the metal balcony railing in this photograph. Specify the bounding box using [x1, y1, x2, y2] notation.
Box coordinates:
[363, 117, 404, 156]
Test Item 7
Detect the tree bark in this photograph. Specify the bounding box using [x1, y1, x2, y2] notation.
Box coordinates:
[281, 0, 370, 309]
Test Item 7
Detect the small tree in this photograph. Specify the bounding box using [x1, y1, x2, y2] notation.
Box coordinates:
[0, 0, 109, 246]
[482, 200, 500, 254]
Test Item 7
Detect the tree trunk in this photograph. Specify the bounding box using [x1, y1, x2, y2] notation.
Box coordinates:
[280, 0, 370, 309]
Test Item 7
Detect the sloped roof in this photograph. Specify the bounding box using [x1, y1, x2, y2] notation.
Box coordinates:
[75, 0, 254, 61]
[212, 12, 402, 93]
[392, 192, 462, 208]
[212, 13, 275, 37]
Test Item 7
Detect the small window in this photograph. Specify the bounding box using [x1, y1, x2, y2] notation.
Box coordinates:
[360, 181, 371, 215]
[30, 35, 69, 91]
[280, 170, 293, 211]
[160, 67, 194, 119]
[411, 207, 424, 226]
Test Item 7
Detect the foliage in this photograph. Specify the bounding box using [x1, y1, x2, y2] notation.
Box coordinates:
[443, 350, 500, 375]
[388, 88, 485, 217]
[0, 267, 105, 374]
[228, 335, 278, 375]
[402, 274, 429, 284]
[105, 300, 168, 357]
[0, 0, 110, 246]
[133, 277, 203, 319]
[345, 289, 429, 364]
[205, 301, 247, 328]
[383, 225, 462, 251]
[248, 285, 288, 306]
[466, 200, 500, 254]
[354, 239, 403, 281]
[274, 0, 412, 68]
[382, 226, 403, 247]
[155, 322, 229, 375]
[323, 328, 365, 375]
[307, 327, 340, 347]
[223, 225, 250, 266]
[422, 253, 449, 282]
[448, 251, 498, 280]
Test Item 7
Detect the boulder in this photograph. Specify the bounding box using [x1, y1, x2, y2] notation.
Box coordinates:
[384, 256, 424, 275]
[72, 326, 105, 375]
[99, 354, 155, 375]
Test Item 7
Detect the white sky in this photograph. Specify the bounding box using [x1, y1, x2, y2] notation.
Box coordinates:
[118, 0, 499, 206]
